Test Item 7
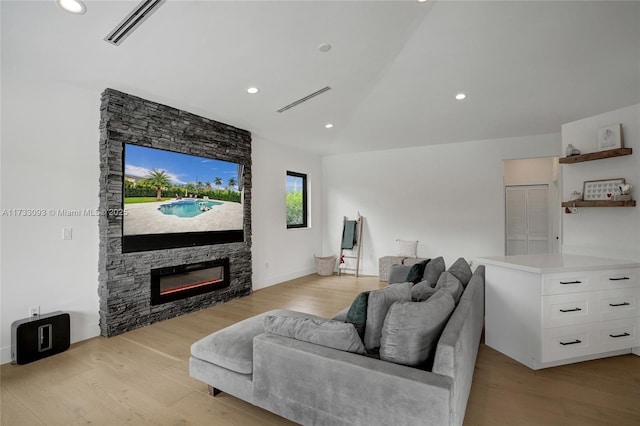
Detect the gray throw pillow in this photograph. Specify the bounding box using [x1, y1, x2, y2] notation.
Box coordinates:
[434, 271, 464, 304]
[263, 316, 366, 355]
[447, 257, 473, 288]
[411, 281, 438, 302]
[364, 282, 412, 351]
[379, 293, 455, 367]
[422, 256, 445, 286]
[387, 264, 412, 284]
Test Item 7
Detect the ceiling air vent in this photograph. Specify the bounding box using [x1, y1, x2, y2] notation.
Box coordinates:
[277, 86, 332, 113]
[104, 0, 166, 46]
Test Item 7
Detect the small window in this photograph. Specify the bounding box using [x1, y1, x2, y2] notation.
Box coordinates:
[286, 171, 308, 228]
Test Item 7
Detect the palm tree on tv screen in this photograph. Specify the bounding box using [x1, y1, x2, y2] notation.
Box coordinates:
[228, 177, 237, 192]
[142, 169, 171, 201]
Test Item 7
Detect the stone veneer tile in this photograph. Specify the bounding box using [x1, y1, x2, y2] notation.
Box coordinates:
[98, 89, 252, 336]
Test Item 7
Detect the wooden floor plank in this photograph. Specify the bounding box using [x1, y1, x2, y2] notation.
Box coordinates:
[1, 273, 639, 425]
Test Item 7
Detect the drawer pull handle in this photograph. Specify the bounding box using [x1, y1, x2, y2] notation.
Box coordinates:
[560, 339, 582, 346]
[609, 302, 630, 307]
[560, 281, 582, 285]
[609, 332, 630, 338]
[609, 277, 630, 281]
[560, 308, 582, 313]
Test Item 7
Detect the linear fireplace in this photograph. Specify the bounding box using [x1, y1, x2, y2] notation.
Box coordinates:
[150, 259, 230, 306]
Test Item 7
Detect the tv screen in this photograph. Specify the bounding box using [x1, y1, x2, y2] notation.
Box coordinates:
[122, 144, 245, 252]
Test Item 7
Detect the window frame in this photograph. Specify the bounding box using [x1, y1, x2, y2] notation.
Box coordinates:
[286, 171, 308, 229]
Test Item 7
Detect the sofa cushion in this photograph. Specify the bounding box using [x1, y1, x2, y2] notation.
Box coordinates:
[190, 309, 319, 374]
[331, 306, 350, 322]
[447, 257, 473, 288]
[422, 256, 445, 285]
[364, 282, 412, 351]
[396, 239, 418, 258]
[345, 291, 370, 339]
[263, 316, 366, 355]
[379, 293, 455, 367]
[411, 281, 438, 302]
[434, 272, 464, 304]
[406, 259, 430, 284]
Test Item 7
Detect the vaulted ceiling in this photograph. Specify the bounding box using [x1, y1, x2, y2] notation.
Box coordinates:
[2, 1, 639, 155]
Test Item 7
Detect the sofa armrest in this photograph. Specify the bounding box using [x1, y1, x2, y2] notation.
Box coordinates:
[253, 333, 453, 426]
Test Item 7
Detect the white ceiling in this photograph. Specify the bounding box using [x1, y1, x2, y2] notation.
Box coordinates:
[2, 0, 639, 155]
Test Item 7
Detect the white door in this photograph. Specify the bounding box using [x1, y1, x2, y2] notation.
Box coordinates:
[505, 185, 551, 255]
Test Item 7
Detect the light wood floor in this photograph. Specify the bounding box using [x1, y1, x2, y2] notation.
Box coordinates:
[2, 274, 639, 425]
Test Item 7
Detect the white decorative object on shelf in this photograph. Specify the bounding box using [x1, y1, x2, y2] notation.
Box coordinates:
[597, 123, 623, 151]
[565, 144, 581, 157]
[582, 178, 625, 201]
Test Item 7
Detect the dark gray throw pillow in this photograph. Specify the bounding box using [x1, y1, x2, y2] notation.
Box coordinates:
[345, 291, 370, 339]
[422, 256, 445, 286]
[379, 293, 456, 366]
[264, 316, 366, 355]
[447, 257, 473, 288]
[406, 259, 430, 284]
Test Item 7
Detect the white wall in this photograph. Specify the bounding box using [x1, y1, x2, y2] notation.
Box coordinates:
[322, 133, 561, 275]
[1, 82, 102, 364]
[561, 104, 640, 261]
[0, 83, 323, 363]
[251, 138, 324, 290]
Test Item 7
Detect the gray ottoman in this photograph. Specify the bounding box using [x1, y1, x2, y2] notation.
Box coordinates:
[378, 256, 405, 281]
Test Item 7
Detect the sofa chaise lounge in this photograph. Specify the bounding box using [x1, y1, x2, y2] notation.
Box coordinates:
[189, 261, 485, 425]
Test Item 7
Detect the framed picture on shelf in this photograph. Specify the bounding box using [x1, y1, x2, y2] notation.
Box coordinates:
[582, 178, 625, 201]
[597, 123, 623, 151]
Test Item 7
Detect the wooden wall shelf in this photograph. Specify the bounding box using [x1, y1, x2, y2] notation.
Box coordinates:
[561, 200, 636, 208]
[559, 148, 632, 164]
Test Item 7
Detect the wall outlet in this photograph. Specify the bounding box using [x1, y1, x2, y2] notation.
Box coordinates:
[29, 306, 40, 318]
[63, 228, 73, 240]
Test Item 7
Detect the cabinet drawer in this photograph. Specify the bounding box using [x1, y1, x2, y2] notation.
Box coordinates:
[543, 272, 590, 295]
[592, 268, 640, 291]
[541, 325, 592, 363]
[596, 318, 639, 352]
[542, 293, 593, 328]
[597, 288, 640, 321]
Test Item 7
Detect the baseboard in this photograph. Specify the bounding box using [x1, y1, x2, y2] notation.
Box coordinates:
[0, 345, 12, 365]
[253, 267, 316, 291]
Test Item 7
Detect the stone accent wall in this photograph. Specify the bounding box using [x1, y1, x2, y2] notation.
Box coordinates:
[98, 89, 252, 337]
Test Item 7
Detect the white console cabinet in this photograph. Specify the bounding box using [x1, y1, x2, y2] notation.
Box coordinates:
[478, 254, 640, 369]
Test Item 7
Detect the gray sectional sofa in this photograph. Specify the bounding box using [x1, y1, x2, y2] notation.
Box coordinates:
[190, 261, 485, 426]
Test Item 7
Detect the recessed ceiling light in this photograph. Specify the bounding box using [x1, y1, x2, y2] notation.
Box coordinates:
[455, 93, 467, 100]
[417, 0, 429, 3]
[318, 43, 332, 53]
[246, 87, 259, 94]
[325, 123, 334, 129]
[57, 0, 87, 14]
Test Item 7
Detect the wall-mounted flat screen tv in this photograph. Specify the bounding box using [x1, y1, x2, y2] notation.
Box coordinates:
[122, 144, 244, 253]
